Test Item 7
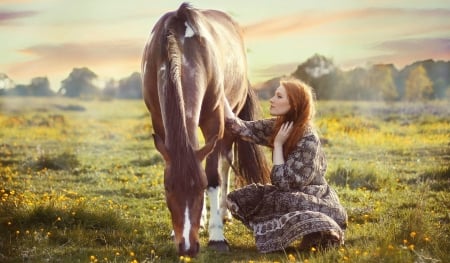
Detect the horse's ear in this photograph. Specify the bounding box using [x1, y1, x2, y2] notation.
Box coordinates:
[196, 135, 218, 161]
[153, 134, 170, 163]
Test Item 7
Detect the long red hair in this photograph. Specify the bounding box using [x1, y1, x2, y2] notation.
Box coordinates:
[270, 78, 316, 158]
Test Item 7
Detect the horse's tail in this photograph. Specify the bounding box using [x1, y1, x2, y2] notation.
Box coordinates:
[234, 85, 271, 186]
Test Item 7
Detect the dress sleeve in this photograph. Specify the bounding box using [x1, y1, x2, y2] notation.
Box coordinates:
[270, 132, 321, 191]
[225, 117, 275, 146]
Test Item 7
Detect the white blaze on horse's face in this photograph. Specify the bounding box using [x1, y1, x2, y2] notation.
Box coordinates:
[182, 203, 191, 250]
[170, 194, 203, 257]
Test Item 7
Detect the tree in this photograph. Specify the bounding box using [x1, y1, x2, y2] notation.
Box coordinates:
[404, 65, 433, 101]
[101, 78, 118, 100]
[366, 65, 398, 101]
[58, 67, 99, 98]
[291, 54, 336, 99]
[29, 77, 54, 96]
[0, 73, 15, 95]
[116, 72, 142, 99]
[6, 84, 29, 96]
[342, 67, 369, 100]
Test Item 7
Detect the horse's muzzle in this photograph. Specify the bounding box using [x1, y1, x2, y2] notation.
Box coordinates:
[178, 240, 200, 257]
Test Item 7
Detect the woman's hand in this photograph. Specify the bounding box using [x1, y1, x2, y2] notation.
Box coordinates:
[272, 122, 293, 165]
[274, 122, 293, 147]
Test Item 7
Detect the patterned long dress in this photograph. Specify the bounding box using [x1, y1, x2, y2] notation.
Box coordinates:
[226, 117, 347, 253]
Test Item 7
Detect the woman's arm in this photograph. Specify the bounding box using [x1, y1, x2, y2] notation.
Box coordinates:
[272, 122, 293, 165]
[223, 95, 275, 146]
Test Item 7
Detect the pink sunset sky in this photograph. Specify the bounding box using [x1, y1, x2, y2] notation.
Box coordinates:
[0, 0, 449, 90]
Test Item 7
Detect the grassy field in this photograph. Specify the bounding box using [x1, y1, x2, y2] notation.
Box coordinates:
[0, 97, 449, 263]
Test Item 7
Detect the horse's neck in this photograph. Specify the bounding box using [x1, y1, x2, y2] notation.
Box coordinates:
[163, 113, 199, 149]
[185, 120, 200, 149]
[183, 92, 202, 148]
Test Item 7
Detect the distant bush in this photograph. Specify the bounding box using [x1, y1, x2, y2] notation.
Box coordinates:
[25, 151, 80, 171]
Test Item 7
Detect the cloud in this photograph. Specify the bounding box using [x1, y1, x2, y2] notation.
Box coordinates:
[253, 63, 299, 79]
[341, 38, 450, 69]
[242, 8, 450, 40]
[7, 39, 144, 86]
[373, 38, 450, 64]
[375, 38, 450, 53]
[0, 10, 38, 24]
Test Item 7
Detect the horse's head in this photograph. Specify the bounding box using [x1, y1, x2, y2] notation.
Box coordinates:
[153, 134, 217, 257]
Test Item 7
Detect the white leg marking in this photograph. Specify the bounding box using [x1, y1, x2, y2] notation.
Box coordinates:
[200, 191, 207, 229]
[207, 187, 225, 241]
[220, 153, 232, 221]
[183, 204, 191, 250]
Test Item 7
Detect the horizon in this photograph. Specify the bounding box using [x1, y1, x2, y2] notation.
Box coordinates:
[1, 0, 449, 90]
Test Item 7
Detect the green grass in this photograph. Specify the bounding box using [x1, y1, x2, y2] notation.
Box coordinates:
[1, 97, 449, 262]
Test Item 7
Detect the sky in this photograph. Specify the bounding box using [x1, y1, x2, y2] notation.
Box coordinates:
[0, 0, 449, 90]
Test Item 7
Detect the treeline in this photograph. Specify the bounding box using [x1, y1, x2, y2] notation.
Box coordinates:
[0, 68, 142, 100]
[1, 55, 449, 101]
[256, 55, 450, 101]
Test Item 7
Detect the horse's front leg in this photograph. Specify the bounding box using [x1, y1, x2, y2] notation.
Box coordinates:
[204, 145, 230, 252]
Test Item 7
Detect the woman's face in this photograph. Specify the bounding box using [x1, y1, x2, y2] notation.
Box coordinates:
[269, 84, 291, 116]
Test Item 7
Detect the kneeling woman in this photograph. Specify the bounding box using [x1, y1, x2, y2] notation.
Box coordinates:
[224, 78, 347, 253]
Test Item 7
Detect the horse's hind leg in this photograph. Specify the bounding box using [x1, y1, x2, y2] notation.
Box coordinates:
[200, 191, 207, 230]
[219, 141, 233, 222]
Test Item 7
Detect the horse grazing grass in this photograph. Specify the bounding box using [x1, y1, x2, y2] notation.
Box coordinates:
[141, 2, 270, 257]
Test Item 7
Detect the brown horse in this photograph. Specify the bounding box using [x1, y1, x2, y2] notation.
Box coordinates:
[141, 3, 269, 257]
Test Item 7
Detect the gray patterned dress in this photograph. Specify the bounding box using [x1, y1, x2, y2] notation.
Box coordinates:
[226, 117, 347, 253]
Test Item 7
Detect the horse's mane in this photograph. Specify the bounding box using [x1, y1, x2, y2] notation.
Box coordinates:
[160, 10, 205, 193]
